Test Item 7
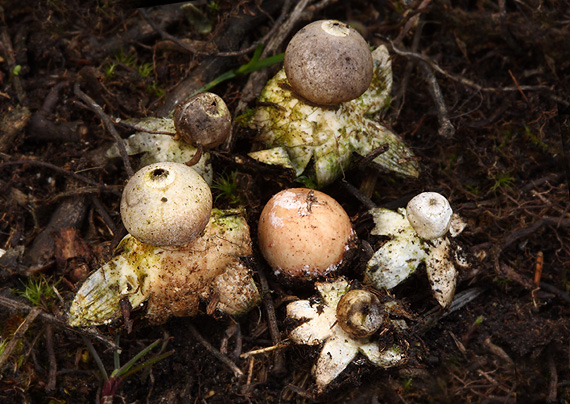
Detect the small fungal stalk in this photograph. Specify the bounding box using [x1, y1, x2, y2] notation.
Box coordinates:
[286, 278, 406, 391]
[244, 45, 419, 188]
[364, 192, 468, 308]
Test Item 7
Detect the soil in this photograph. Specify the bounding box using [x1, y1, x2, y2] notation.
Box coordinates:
[0, 1, 569, 403]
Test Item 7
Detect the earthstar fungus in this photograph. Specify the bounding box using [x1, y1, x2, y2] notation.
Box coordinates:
[364, 192, 467, 308]
[68, 162, 260, 326]
[286, 278, 406, 391]
[245, 44, 419, 188]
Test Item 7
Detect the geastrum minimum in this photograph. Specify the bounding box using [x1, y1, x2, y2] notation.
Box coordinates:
[286, 277, 407, 391]
[243, 20, 419, 188]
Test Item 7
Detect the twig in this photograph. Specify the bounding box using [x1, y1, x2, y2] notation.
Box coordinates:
[389, 41, 551, 94]
[240, 343, 288, 359]
[41, 81, 70, 114]
[394, 14, 455, 138]
[90, 195, 119, 237]
[421, 62, 456, 138]
[540, 282, 570, 304]
[503, 216, 570, 250]
[255, 258, 286, 375]
[139, 9, 201, 55]
[235, 0, 313, 114]
[142, 2, 290, 58]
[0, 7, 26, 104]
[339, 180, 377, 211]
[187, 323, 243, 378]
[0, 159, 103, 187]
[45, 185, 122, 203]
[508, 69, 529, 103]
[531, 250, 544, 304]
[0, 306, 41, 369]
[393, 12, 425, 120]
[416, 288, 484, 334]
[212, 0, 291, 58]
[0, 294, 118, 350]
[547, 344, 558, 403]
[45, 324, 57, 393]
[483, 337, 514, 367]
[393, 0, 432, 45]
[73, 83, 133, 177]
[0, 106, 31, 154]
[557, 100, 570, 200]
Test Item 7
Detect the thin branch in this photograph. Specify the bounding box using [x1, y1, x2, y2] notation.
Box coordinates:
[421, 62, 456, 138]
[139, 9, 201, 55]
[211, 0, 291, 58]
[0, 7, 26, 104]
[0, 159, 105, 188]
[187, 323, 244, 378]
[90, 195, 119, 237]
[0, 306, 41, 369]
[73, 83, 133, 177]
[393, 0, 432, 45]
[503, 216, 570, 250]
[255, 257, 286, 375]
[389, 41, 551, 94]
[0, 294, 119, 350]
[45, 324, 58, 393]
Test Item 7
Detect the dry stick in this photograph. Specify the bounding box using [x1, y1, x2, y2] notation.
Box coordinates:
[421, 62, 456, 138]
[257, 0, 335, 61]
[235, 0, 319, 115]
[73, 83, 133, 177]
[483, 337, 514, 367]
[389, 41, 551, 94]
[0, 106, 31, 154]
[139, 9, 201, 55]
[240, 343, 288, 359]
[508, 69, 529, 103]
[0, 7, 26, 104]
[540, 282, 570, 304]
[503, 216, 570, 250]
[547, 344, 558, 403]
[187, 323, 244, 378]
[45, 324, 57, 393]
[90, 195, 119, 237]
[0, 294, 118, 351]
[0, 160, 99, 186]
[142, 3, 288, 59]
[255, 259, 286, 375]
[393, 11, 425, 121]
[339, 180, 377, 211]
[393, 10, 454, 139]
[46, 185, 122, 203]
[157, 1, 285, 116]
[393, 0, 432, 46]
[0, 306, 41, 369]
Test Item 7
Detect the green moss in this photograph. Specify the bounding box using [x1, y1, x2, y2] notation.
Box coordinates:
[15, 275, 58, 308]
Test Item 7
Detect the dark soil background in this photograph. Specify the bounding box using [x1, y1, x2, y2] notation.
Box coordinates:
[1, 0, 569, 403]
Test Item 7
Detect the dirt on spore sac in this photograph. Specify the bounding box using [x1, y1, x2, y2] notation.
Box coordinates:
[0, 0, 569, 403]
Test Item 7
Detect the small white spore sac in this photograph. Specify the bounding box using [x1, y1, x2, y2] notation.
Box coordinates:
[364, 193, 468, 308]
